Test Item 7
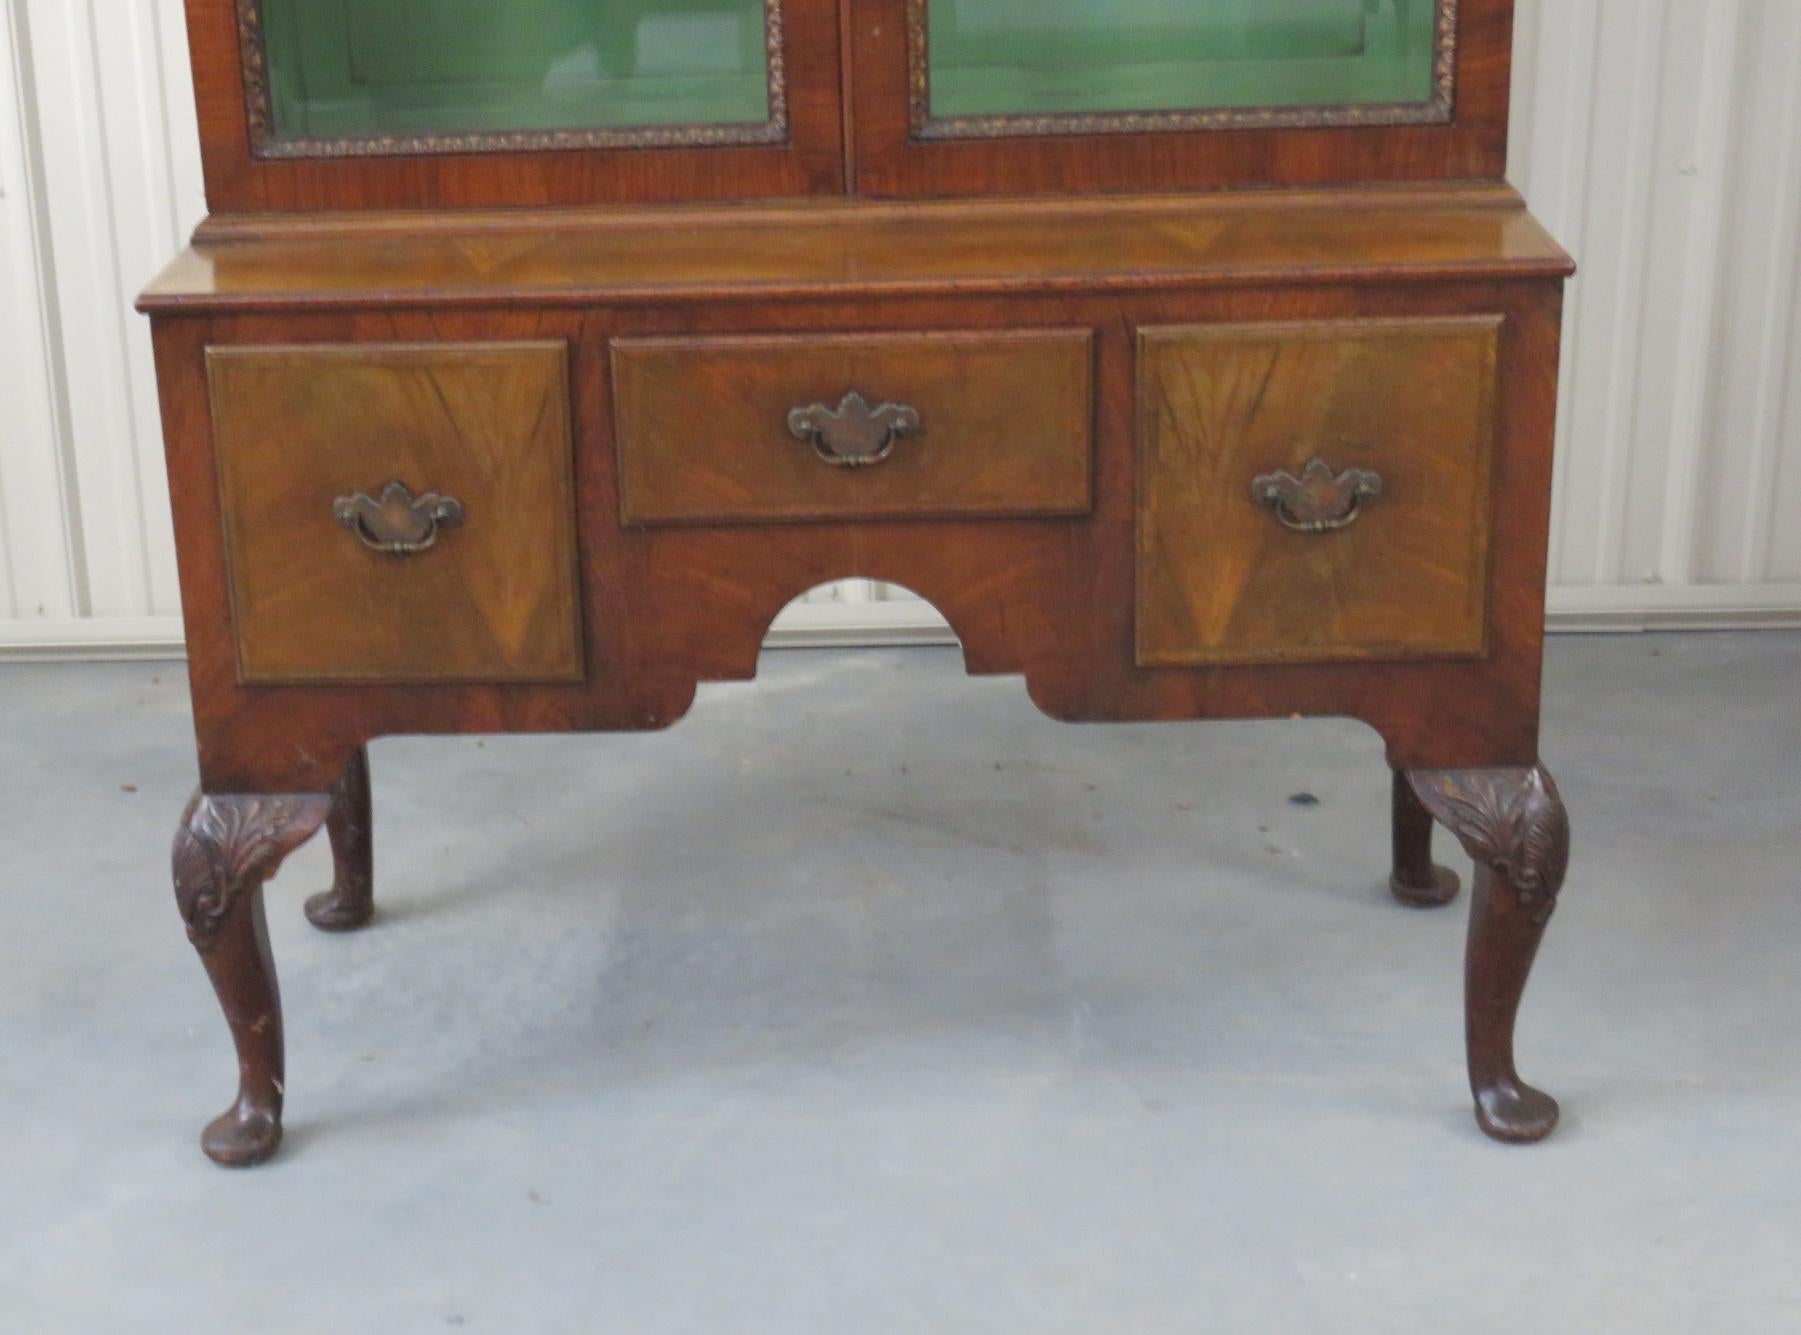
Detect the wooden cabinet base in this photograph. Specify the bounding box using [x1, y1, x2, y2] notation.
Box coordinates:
[143, 188, 1577, 1164]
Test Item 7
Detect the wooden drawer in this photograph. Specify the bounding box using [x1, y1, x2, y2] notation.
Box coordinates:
[612, 329, 1093, 525]
[1136, 316, 1500, 667]
[208, 342, 583, 684]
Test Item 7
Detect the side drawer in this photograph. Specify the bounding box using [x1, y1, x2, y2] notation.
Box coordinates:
[208, 342, 584, 684]
[612, 329, 1093, 525]
[1136, 315, 1500, 667]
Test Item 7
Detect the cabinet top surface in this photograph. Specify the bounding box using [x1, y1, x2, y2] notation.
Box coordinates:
[140, 185, 1570, 315]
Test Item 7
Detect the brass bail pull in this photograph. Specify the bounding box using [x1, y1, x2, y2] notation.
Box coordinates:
[332, 480, 465, 555]
[1251, 458, 1384, 534]
[787, 391, 922, 467]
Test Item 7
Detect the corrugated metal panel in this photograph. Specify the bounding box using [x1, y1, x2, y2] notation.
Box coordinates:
[0, 0, 1796, 658]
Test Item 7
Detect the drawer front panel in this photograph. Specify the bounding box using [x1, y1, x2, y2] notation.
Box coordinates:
[1137, 316, 1500, 667]
[208, 342, 583, 684]
[612, 329, 1094, 525]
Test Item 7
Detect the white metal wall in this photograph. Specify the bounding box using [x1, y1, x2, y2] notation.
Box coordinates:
[1513, 0, 1801, 626]
[1, 0, 202, 655]
[1, 0, 1798, 659]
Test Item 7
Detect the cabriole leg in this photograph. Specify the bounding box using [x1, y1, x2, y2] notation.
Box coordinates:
[173, 791, 331, 1166]
[306, 746, 374, 932]
[1389, 766, 1461, 906]
[1404, 765, 1571, 1144]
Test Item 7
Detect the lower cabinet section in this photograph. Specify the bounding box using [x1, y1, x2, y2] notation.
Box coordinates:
[1135, 315, 1501, 667]
[207, 341, 585, 684]
[145, 189, 1580, 1168]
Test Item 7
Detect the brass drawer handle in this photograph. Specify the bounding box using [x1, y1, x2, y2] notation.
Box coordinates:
[332, 480, 465, 555]
[1251, 458, 1384, 534]
[787, 391, 921, 467]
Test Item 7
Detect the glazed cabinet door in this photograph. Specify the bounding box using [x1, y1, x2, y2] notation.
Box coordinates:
[186, 0, 845, 208]
[849, 0, 1514, 197]
[926, 0, 1447, 129]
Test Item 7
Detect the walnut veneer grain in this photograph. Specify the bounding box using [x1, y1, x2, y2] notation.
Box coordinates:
[613, 329, 1093, 525]
[141, 187, 1570, 314]
[1136, 316, 1499, 666]
[208, 342, 583, 684]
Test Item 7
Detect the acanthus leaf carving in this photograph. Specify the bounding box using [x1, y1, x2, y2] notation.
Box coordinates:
[1408, 766, 1570, 926]
[173, 793, 332, 951]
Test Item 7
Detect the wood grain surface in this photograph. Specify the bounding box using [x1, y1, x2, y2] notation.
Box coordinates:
[153, 274, 1564, 793]
[143, 186, 1569, 314]
[208, 341, 583, 683]
[1136, 316, 1500, 666]
[613, 329, 1093, 525]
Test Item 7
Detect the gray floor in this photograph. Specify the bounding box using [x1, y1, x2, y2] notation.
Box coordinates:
[1, 634, 1798, 1333]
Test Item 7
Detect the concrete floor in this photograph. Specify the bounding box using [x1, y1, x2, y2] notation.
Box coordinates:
[1, 633, 1798, 1333]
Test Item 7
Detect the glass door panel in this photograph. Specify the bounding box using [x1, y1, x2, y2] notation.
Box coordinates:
[919, 0, 1449, 134]
[249, 0, 781, 155]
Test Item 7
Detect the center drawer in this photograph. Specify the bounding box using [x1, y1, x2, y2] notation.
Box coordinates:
[611, 329, 1094, 526]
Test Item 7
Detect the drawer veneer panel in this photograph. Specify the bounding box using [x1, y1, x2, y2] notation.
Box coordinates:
[1137, 315, 1500, 666]
[208, 341, 583, 684]
[612, 329, 1094, 525]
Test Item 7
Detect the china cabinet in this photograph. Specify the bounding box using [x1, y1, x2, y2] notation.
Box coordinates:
[142, 0, 1574, 1165]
